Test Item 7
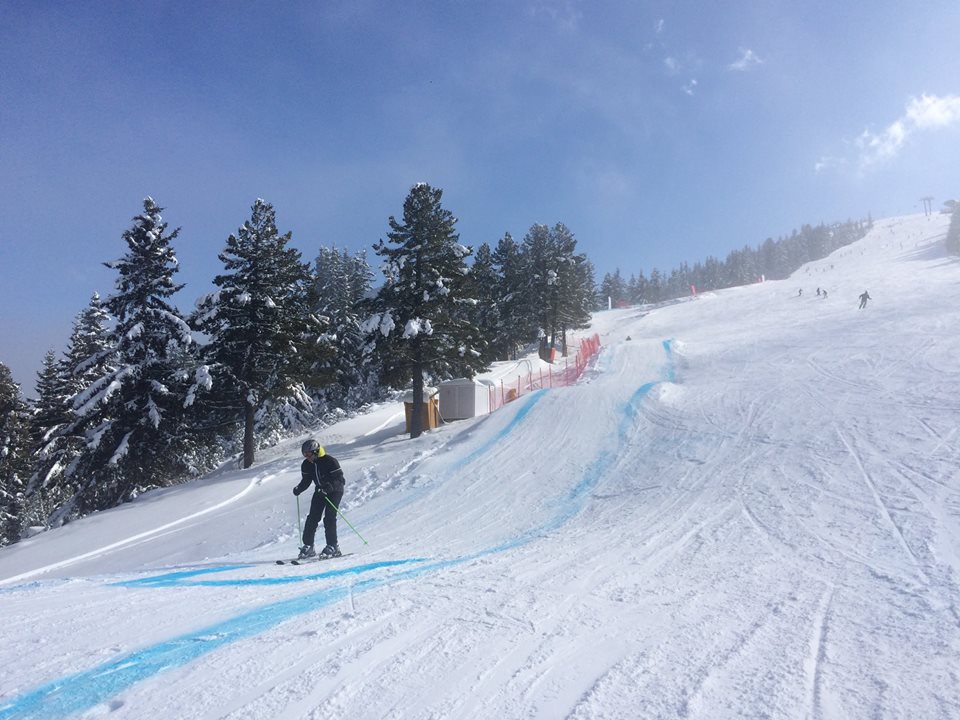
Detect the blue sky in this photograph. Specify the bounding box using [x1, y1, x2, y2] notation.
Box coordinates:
[2, 0, 958, 394]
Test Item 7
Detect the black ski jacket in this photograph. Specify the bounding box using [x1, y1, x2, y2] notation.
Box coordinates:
[295, 455, 345, 496]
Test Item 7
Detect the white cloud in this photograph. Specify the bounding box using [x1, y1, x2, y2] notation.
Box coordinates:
[729, 48, 763, 71]
[682, 79, 698, 96]
[833, 94, 960, 172]
[664, 56, 680, 75]
[905, 93, 960, 129]
[855, 120, 907, 167]
[655, 18, 665, 34]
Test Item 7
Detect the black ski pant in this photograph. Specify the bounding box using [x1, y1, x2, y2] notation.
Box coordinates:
[302, 489, 344, 548]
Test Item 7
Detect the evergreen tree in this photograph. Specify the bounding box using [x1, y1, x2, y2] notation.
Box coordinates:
[309, 246, 375, 409]
[0, 362, 32, 545]
[491, 232, 532, 359]
[507, 222, 593, 357]
[726, 245, 759, 286]
[517, 224, 555, 353]
[465, 243, 503, 364]
[599, 269, 627, 308]
[551, 227, 595, 354]
[193, 199, 321, 467]
[30, 350, 70, 449]
[30, 293, 114, 526]
[63, 293, 114, 400]
[700, 256, 722, 291]
[758, 238, 778, 280]
[70, 197, 199, 512]
[23, 350, 71, 528]
[647, 268, 664, 303]
[628, 270, 648, 305]
[365, 183, 487, 438]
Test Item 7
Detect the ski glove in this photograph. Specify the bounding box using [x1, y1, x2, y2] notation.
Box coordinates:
[293, 486, 302, 496]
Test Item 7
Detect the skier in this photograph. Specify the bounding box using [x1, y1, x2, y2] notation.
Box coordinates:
[858, 290, 871, 309]
[293, 439, 345, 559]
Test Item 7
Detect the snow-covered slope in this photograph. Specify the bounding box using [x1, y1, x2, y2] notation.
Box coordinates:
[2, 213, 958, 719]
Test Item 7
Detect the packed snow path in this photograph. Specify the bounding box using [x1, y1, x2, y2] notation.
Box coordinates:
[1, 213, 958, 719]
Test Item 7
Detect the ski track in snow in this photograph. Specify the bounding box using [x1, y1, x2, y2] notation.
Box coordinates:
[2, 213, 960, 718]
[0, 344, 677, 719]
[0, 471, 269, 586]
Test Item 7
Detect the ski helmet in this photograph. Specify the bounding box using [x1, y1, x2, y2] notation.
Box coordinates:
[301, 439, 320, 456]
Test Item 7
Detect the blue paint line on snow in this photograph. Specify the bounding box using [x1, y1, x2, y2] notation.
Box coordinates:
[548, 338, 675, 527]
[399, 340, 676, 557]
[1, 578, 370, 719]
[334, 390, 547, 534]
[111, 565, 251, 587]
[112, 558, 427, 588]
[661, 338, 676, 382]
[0, 559, 429, 720]
[0, 342, 675, 720]
[452, 390, 546, 471]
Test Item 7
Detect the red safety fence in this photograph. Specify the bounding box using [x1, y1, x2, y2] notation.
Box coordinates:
[488, 334, 601, 412]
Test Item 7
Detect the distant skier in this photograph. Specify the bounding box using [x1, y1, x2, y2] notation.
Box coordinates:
[816, 288, 821, 296]
[293, 439, 346, 559]
[822, 290, 828, 299]
[858, 290, 871, 309]
[798, 289, 803, 297]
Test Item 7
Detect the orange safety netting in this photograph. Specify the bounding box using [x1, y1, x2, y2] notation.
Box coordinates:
[488, 334, 601, 412]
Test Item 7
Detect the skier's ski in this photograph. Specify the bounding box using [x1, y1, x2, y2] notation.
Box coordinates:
[276, 552, 353, 566]
[293, 552, 352, 565]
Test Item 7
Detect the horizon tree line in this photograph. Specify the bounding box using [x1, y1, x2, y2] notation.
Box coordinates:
[598, 220, 872, 308]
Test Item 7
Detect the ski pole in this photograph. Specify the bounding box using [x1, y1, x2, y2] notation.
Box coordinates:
[296, 495, 303, 542]
[324, 495, 368, 545]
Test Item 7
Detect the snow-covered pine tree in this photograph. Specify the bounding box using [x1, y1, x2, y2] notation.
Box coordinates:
[30, 351, 70, 449]
[64, 293, 114, 397]
[366, 183, 488, 439]
[23, 350, 71, 529]
[70, 198, 199, 512]
[192, 199, 320, 468]
[546, 223, 593, 354]
[491, 232, 534, 359]
[599, 269, 627, 309]
[646, 268, 664, 303]
[309, 246, 374, 409]
[0, 362, 32, 545]
[668, 263, 688, 298]
[465, 242, 503, 365]
[27, 293, 113, 527]
[559, 253, 595, 349]
[518, 223, 592, 356]
[699, 257, 722, 292]
[518, 224, 554, 355]
[628, 270, 647, 305]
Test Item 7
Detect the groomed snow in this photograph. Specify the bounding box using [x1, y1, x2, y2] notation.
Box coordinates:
[1, 212, 958, 719]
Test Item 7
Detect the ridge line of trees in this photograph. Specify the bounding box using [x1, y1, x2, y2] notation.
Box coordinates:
[599, 219, 872, 307]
